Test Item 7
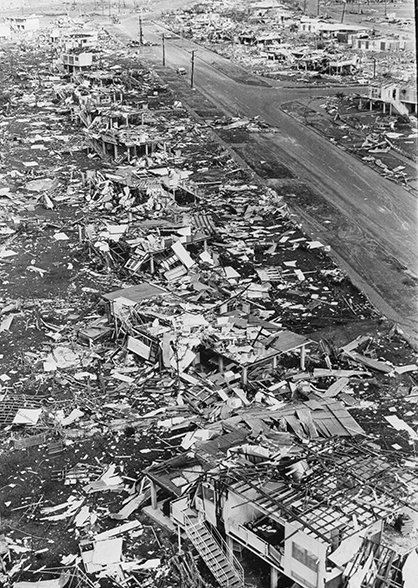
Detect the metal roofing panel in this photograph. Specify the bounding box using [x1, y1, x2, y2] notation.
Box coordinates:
[103, 282, 167, 302]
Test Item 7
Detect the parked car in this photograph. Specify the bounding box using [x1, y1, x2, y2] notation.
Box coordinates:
[177, 67, 186, 75]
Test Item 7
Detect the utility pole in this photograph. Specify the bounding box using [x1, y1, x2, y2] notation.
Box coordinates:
[316, 0, 320, 17]
[138, 12, 143, 45]
[191, 50, 196, 89]
[340, 0, 346, 23]
[162, 33, 166, 66]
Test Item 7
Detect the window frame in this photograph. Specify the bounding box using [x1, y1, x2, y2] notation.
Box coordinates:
[291, 542, 319, 572]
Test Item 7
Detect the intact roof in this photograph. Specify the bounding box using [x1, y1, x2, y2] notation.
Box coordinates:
[318, 22, 370, 32]
[102, 282, 168, 303]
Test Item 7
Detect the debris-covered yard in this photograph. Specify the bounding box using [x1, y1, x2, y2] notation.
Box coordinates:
[0, 10, 417, 588]
[282, 93, 417, 190]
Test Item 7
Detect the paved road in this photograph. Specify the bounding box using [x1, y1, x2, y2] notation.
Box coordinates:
[117, 17, 418, 341]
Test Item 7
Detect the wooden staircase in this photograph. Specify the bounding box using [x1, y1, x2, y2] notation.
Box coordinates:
[184, 514, 244, 588]
[388, 95, 409, 117]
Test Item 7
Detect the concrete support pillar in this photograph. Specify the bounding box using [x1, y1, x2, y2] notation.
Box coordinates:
[218, 355, 224, 373]
[300, 345, 306, 371]
[150, 255, 155, 274]
[150, 480, 158, 509]
[177, 525, 182, 554]
[270, 566, 279, 588]
[226, 535, 234, 553]
[242, 366, 248, 385]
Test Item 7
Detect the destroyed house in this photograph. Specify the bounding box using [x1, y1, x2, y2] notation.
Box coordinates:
[250, 1, 291, 21]
[74, 70, 123, 88]
[102, 282, 236, 374]
[364, 81, 417, 116]
[7, 15, 40, 33]
[198, 313, 311, 385]
[61, 51, 93, 73]
[102, 285, 191, 367]
[72, 70, 172, 107]
[75, 86, 124, 111]
[73, 100, 146, 131]
[238, 32, 257, 45]
[84, 110, 171, 161]
[102, 282, 169, 323]
[327, 56, 360, 76]
[316, 22, 370, 39]
[104, 169, 166, 196]
[84, 106, 152, 128]
[124, 222, 212, 278]
[102, 280, 312, 385]
[299, 18, 324, 34]
[146, 436, 418, 588]
[290, 50, 359, 75]
[63, 29, 98, 50]
[295, 50, 328, 72]
[82, 171, 213, 275]
[299, 19, 369, 38]
[254, 33, 282, 47]
[266, 46, 293, 62]
[351, 36, 409, 52]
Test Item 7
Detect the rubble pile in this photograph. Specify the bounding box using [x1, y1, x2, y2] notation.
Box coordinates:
[0, 13, 418, 588]
[160, 0, 415, 85]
